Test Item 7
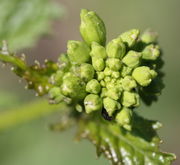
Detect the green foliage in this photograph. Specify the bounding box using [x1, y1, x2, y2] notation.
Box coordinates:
[0, 0, 64, 50]
[0, 99, 67, 131]
[0, 9, 176, 165]
[77, 113, 175, 165]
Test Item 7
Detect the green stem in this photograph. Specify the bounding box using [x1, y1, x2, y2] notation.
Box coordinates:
[0, 99, 68, 131]
[0, 52, 57, 95]
[0, 53, 27, 70]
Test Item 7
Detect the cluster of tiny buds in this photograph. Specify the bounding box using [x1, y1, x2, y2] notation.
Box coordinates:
[49, 9, 161, 131]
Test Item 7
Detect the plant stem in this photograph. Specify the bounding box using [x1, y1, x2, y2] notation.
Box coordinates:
[0, 99, 68, 131]
[0, 52, 57, 95]
[0, 53, 27, 70]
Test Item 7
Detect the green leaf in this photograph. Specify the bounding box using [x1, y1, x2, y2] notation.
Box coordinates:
[76, 113, 176, 165]
[0, 0, 64, 50]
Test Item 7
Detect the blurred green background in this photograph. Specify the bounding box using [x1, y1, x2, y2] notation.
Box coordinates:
[0, 0, 179, 164]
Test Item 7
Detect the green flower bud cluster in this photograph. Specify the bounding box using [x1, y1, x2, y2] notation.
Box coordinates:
[48, 9, 162, 131]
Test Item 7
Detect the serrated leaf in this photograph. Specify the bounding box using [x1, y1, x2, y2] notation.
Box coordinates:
[76, 113, 176, 165]
[0, 0, 64, 50]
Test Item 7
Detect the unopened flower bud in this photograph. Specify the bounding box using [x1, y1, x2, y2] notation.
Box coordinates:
[106, 82, 116, 89]
[106, 88, 121, 100]
[84, 94, 102, 113]
[61, 76, 86, 99]
[92, 57, 105, 71]
[67, 40, 90, 64]
[101, 88, 107, 98]
[106, 38, 126, 58]
[122, 51, 142, 68]
[49, 87, 64, 103]
[142, 44, 160, 60]
[63, 72, 75, 80]
[132, 66, 157, 86]
[80, 9, 106, 46]
[104, 76, 111, 83]
[141, 29, 158, 44]
[111, 71, 120, 78]
[116, 107, 133, 131]
[100, 80, 106, 87]
[80, 63, 95, 82]
[106, 58, 122, 71]
[58, 53, 71, 71]
[103, 97, 121, 116]
[53, 70, 64, 85]
[104, 67, 112, 76]
[120, 29, 140, 47]
[122, 91, 140, 107]
[75, 104, 83, 112]
[70, 64, 81, 76]
[121, 66, 132, 77]
[86, 79, 101, 94]
[121, 76, 137, 91]
[90, 42, 107, 59]
[96, 71, 105, 81]
[116, 79, 122, 86]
